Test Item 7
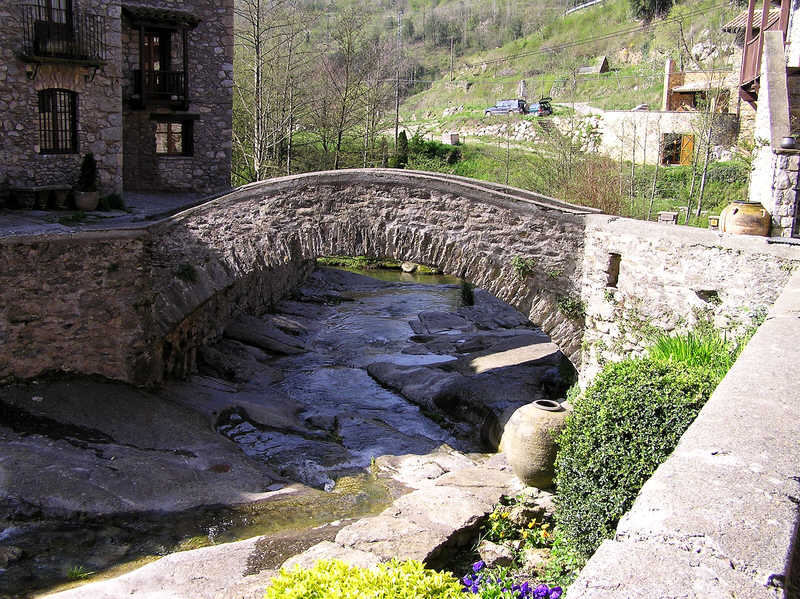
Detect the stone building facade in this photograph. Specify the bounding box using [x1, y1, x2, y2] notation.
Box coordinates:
[0, 0, 232, 198]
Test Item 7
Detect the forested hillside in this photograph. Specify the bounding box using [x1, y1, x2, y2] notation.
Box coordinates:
[231, 0, 746, 188]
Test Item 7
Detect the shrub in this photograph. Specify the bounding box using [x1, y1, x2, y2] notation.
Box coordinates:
[76, 153, 98, 192]
[553, 358, 717, 561]
[556, 295, 585, 319]
[264, 559, 463, 599]
[511, 256, 537, 279]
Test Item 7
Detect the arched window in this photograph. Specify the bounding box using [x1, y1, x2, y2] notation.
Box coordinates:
[38, 89, 77, 154]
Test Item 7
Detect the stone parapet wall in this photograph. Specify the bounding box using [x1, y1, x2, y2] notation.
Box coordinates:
[580, 214, 800, 381]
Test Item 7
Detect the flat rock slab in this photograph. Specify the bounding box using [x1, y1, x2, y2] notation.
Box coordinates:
[417, 311, 473, 333]
[468, 341, 561, 374]
[41, 536, 277, 599]
[0, 380, 283, 515]
[282, 541, 382, 570]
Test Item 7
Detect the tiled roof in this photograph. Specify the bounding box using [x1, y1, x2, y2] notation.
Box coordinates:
[722, 8, 780, 33]
[122, 5, 201, 28]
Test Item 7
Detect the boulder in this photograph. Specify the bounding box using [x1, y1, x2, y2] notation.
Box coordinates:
[225, 315, 307, 355]
[477, 540, 514, 568]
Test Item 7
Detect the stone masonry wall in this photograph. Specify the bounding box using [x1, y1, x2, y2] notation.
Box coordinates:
[0, 230, 154, 384]
[0, 1, 123, 194]
[121, 0, 233, 194]
[580, 214, 800, 381]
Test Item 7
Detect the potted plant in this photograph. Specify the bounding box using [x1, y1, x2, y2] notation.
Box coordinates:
[74, 153, 99, 211]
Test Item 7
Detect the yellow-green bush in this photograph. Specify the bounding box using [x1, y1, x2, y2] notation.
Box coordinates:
[264, 559, 464, 599]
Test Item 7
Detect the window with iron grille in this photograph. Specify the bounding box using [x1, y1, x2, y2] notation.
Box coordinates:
[38, 89, 77, 154]
[155, 120, 192, 156]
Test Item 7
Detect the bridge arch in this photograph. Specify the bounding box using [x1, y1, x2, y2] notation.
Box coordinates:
[148, 169, 596, 380]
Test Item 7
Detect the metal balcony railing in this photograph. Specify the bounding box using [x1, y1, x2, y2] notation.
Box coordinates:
[20, 4, 106, 63]
[133, 69, 187, 105]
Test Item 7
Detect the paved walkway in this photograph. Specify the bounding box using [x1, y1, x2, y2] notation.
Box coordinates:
[0, 190, 226, 238]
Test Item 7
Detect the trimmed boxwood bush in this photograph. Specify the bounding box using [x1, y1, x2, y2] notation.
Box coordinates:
[265, 559, 464, 599]
[553, 358, 718, 562]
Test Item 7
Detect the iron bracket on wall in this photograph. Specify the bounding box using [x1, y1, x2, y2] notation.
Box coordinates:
[25, 63, 40, 81]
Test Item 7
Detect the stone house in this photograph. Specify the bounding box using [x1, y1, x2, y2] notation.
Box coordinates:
[0, 0, 233, 199]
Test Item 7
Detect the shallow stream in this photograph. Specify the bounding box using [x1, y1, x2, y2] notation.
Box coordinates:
[3, 268, 500, 598]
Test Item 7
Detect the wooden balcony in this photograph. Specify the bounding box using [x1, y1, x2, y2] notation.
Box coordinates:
[132, 69, 188, 109]
[739, 0, 790, 105]
[19, 4, 106, 65]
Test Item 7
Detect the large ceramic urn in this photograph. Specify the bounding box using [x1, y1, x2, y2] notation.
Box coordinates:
[719, 201, 770, 236]
[501, 399, 569, 489]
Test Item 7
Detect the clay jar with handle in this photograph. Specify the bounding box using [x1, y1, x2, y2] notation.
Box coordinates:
[719, 201, 770, 236]
[500, 399, 569, 489]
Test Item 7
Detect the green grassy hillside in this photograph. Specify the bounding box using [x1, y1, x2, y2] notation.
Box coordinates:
[400, 0, 742, 119]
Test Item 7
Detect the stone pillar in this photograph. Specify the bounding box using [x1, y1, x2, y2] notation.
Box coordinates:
[772, 153, 800, 236]
[662, 58, 674, 111]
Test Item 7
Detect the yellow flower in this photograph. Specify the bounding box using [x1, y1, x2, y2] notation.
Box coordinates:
[501, 512, 509, 519]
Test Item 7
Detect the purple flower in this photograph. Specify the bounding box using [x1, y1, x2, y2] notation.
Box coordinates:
[461, 575, 473, 587]
[534, 584, 550, 598]
[548, 587, 563, 599]
[470, 583, 479, 594]
[519, 581, 531, 597]
[472, 560, 485, 573]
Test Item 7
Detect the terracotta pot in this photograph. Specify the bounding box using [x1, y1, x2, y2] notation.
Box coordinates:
[500, 399, 570, 489]
[74, 191, 99, 211]
[719, 201, 770, 236]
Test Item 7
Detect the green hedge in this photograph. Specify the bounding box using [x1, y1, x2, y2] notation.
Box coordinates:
[265, 559, 464, 599]
[553, 358, 717, 561]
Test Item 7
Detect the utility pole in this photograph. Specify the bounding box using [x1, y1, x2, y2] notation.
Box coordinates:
[449, 37, 454, 81]
[505, 115, 511, 186]
[394, 8, 403, 149]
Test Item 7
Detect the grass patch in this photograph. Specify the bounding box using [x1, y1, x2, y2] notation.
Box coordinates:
[317, 256, 403, 270]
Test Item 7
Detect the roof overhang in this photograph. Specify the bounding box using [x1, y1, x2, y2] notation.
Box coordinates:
[122, 5, 201, 29]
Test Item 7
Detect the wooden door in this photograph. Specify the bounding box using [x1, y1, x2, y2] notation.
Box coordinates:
[679, 134, 695, 166]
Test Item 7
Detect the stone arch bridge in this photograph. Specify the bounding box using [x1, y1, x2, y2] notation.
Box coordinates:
[0, 169, 796, 386]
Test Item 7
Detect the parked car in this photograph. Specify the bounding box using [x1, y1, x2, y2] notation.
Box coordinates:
[528, 97, 553, 117]
[484, 99, 528, 116]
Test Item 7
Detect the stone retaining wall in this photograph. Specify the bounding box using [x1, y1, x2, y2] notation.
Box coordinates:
[0, 230, 152, 383]
[580, 214, 800, 381]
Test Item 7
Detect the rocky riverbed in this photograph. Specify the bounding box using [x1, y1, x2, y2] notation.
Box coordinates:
[0, 266, 572, 598]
